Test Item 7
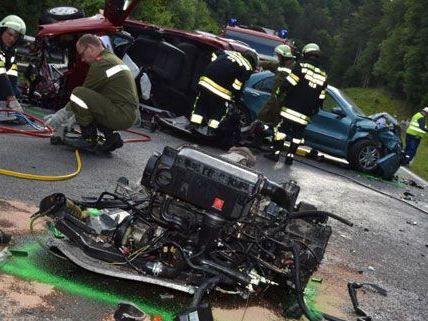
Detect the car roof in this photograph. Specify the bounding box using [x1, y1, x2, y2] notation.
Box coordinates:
[223, 25, 287, 42]
[124, 19, 253, 53]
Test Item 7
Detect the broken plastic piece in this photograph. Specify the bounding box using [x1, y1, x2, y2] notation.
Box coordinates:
[114, 302, 150, 321]
[9, 249, 28, 257]
[311, 277, 323, 283]
[0, 229, 11, 244]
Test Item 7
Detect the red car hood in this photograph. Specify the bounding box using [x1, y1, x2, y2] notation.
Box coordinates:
[37, 15, 117, 37]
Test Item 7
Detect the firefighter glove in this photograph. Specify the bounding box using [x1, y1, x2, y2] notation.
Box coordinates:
[44, 107, 76, 131]
[7, 100, 24, 112]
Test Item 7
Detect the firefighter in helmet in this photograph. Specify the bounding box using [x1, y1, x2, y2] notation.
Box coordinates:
[0, 15, 26, 112]
[258, 44, 296, 124]
[189, 49, 258, 148]
[270, 43, 327, 164]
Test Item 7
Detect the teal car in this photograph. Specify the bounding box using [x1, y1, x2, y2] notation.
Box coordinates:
[242, 71, 403, 174]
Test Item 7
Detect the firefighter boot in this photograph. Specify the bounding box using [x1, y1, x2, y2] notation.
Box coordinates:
[99, 128, 124, 152]
[264, 139, 283, 162]
[65, 123, 98, 151]
[285, 142, 299, 165]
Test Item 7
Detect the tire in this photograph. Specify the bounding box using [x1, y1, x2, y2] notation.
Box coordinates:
[39, 6, 84, 25]
[348, 139, 382, 173]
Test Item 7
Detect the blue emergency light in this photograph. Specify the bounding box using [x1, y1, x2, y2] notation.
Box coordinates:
[228, 18, 238, 27]
[278, 29, 288, 38]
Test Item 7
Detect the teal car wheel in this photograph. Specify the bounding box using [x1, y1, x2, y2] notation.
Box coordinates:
[348, 139, 382, 173]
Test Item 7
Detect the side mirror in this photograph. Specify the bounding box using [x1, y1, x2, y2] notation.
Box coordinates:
[332, 107, 346, 118]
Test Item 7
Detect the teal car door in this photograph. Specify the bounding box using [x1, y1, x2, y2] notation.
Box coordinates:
[304, 90, 353, 157]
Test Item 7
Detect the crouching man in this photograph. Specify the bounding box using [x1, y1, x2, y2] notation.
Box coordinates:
[45, 34, 139, 152]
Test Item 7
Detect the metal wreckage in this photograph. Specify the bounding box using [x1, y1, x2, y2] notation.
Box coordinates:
[34, 145, 354, 321]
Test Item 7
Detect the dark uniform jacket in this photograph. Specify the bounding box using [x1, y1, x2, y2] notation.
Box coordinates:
[278, 57, 327, 119]
[0, 43, 19, 98]
[198, 50, 253, 101]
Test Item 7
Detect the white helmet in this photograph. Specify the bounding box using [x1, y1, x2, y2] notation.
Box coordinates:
[0, 15, 26, 35]
[274, 44, 295, 59]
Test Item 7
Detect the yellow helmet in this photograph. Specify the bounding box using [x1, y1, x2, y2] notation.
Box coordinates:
[0, 15, 26, 35]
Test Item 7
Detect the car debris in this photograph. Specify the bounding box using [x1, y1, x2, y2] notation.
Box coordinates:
[34, 145, 353, 321]
[0, 230, 11, 244]
[406, 220, 418, 225]
[347, 282, 387, 321]
[114, 302, 151, 321]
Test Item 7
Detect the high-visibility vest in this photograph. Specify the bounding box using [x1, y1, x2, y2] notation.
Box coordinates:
[406, 112, 427, 138]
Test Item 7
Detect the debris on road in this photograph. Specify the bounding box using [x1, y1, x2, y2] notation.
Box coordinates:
[347, 282, 387, 321]
[0, 229, 11, 244]
[114, 302, 151, 321]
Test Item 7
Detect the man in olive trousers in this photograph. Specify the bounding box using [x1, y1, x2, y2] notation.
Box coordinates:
[45, 34, 139, 152]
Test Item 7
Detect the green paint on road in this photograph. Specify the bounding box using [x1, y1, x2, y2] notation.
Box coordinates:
[0, 242, 175, 321]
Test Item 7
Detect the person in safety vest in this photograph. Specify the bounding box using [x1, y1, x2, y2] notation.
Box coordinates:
[189, 49, 258, 148]
[268, 43, 327, 164]
[258, 44, 296, 124]
[44, 34, 139, 152]
[0, 15, 26, 112]
[403, 107, 428, 165]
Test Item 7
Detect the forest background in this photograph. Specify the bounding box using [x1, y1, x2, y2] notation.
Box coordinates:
[2, 0, 427, 110]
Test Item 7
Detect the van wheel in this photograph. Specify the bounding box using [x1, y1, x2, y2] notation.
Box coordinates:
[348, 139, 382, 173]
[39, 6, 84, 25]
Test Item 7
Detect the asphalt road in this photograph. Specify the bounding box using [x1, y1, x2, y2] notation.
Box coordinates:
[0, 124, 427, 321]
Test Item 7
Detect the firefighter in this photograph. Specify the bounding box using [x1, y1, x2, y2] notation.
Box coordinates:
[0, 15, 26, 112]
[258, 44, 296, 124]
[44, 34, 139, 152]
[403, 107, 428, 165]
[189, 49, 258, 148]
[270, 43, 327, 164]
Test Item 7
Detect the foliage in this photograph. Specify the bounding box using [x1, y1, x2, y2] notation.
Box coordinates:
[3, 0, 428, 121]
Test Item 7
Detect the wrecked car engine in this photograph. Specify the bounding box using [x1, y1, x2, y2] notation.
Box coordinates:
[36, 146, 351, 319]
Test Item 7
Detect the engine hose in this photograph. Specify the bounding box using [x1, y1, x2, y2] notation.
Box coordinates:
[294, 158, 428, 216]
[0, 149, 82, 181]
[288, 210, 354, 227]
[168, 241, 219, 276]
[124, 128, 151, 143]
[198, 258, 251, 285]
[289, 240, 324, 321]
[0, 110, 53, 137]
[191, 275, 222, 307]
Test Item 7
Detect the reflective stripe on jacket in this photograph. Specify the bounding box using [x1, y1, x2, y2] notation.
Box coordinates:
[0, 46, 18, 97]
[406, 112, 427, 138]
[197, 50, 253, 100]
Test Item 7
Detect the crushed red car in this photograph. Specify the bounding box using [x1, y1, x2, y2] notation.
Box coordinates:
[21, 0, 254, 117]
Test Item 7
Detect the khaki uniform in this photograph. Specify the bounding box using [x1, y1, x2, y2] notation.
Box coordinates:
[66, 49, 139, 130]
[258, 60, 294, 124]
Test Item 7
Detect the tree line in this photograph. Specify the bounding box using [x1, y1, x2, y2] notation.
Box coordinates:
[2, 0, 427, 110]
